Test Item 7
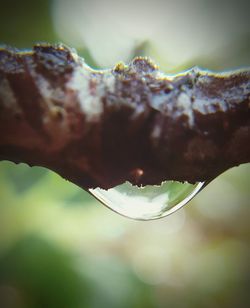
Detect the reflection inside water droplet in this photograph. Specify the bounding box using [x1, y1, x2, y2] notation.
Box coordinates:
[89, 181, 205, 220]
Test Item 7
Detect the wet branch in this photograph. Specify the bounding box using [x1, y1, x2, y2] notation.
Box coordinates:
[0, 44, 249, 189]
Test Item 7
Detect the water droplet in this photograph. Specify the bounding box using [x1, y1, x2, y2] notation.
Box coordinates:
[89, 181, 205, 220]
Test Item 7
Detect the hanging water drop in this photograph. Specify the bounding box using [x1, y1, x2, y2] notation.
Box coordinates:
[89, 181, 205, 220]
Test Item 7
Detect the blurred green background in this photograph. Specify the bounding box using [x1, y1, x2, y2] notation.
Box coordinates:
[0, 0, 250, 307]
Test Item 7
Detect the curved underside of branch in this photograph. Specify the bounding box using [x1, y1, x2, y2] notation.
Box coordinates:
[0, 44, 249, 189]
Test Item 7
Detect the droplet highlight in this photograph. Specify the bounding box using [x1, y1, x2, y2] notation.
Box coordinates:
[89, 181, 205, 220]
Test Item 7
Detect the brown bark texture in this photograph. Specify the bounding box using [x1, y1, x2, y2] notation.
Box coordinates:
[0, 44, 249, 189]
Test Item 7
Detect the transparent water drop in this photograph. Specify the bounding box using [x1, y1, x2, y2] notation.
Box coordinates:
[89, 181, 205, 220]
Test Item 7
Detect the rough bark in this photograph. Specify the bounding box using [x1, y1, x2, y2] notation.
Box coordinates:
[0, 44, 249, 189]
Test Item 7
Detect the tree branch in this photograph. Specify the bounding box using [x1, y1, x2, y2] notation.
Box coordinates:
[0, 44, 249, 189]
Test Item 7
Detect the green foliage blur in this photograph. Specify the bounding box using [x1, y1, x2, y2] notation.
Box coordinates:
[0, 1, 250, 307]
